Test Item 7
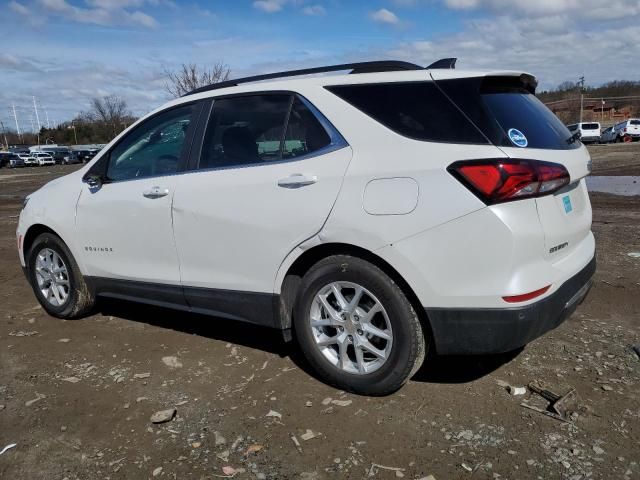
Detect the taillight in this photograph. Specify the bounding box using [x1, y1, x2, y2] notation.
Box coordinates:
[448, 159, 569, 204]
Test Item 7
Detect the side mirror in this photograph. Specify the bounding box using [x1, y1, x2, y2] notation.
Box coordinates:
[84, 173, 103, 189]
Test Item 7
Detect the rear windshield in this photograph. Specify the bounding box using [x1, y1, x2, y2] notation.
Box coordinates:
[581, 123, 600, 130]
[436, 76, 580, 150]
[630, 120, 640, 125]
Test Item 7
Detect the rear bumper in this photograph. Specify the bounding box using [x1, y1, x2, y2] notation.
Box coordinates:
[426, 255, 596, 355]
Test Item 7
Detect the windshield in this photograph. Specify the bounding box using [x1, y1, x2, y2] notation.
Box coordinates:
[436, 76, 580, 150]
[581, 123, 599, 130]
[630, 120, 640, 125]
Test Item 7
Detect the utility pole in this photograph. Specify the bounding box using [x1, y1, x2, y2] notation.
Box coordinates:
[33, 96, 41, 131]
[0, 120, 8, 150]
[45, 108, 51, 129]
[11, 104, 22, 142]
[578, 76, 585, 123]
[70, 123, 78, 145]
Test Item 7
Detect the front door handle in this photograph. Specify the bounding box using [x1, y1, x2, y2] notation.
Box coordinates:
[277, 174, 317, 189]
[143, 186, 169, 198]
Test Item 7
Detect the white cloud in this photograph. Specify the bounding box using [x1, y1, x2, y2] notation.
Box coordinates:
[34, 0, 158, 27]
[86, 0, 146, 8]
[127, 10, 157, 27]
[386, 16, 640, 89]
[8, 0, 30, 15]
[370, 8, 400, 25]
[0, 53, 42, 72]
[443, 0, 640, 19]
[302, 5, 326, 16]
[253, 0, 286, 13]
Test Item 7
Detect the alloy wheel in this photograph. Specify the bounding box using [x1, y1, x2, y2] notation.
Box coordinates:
[35, 248, 70, 307]
[309, 281, 393, 375]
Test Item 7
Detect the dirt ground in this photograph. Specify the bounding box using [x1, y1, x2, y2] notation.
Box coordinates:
[1, 144, 639, 480]
[589, 142, 640, 176]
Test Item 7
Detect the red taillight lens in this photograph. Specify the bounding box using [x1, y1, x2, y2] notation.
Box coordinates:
[449, 159, 569, 204]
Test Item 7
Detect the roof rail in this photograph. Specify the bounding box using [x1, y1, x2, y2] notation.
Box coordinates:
[184, 60, 424, 96]
[426, 58, 457, 69]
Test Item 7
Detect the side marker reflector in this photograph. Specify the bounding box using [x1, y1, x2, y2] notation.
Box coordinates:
[503, 285, 551, 303]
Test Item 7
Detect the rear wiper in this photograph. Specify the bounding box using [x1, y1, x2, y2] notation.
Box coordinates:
[567, 131, 581, 144]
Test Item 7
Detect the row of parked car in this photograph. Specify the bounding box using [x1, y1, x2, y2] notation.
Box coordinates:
[568, 119, 640, 144]
[0, 148, 100, 169]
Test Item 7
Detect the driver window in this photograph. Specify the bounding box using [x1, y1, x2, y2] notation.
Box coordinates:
[106, 104, 194, 182]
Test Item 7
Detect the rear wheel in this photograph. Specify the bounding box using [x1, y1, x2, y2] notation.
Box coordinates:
[27, 233, 95, 319]
[294, 255, 426, 395]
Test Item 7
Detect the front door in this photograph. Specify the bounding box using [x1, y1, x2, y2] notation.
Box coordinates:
[172, 94, 352, 324]
[76, 103, 198, 289]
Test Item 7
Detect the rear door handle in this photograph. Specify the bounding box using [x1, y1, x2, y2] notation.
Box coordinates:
[143, 186, 169, 198]
[277, 174, 317, 189]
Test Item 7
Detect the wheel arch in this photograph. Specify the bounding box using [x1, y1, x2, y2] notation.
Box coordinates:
[277, 242, 433, 343]
[23, 224, 69, 260]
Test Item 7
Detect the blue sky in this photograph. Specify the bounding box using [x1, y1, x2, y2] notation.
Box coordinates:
[2, 0, 640, 131]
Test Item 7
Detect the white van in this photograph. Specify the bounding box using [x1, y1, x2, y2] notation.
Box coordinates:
[567, 122, 601, 144]
[612, 119, 640, 142]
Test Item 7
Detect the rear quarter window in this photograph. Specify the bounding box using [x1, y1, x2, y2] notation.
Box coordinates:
[326, 82, 488, 144]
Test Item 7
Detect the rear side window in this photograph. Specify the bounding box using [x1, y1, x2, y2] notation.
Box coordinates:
[437, 77, 580, 150]
[199, 94, 336, 169]
[326, 82, 488, 144]
[200, 94, 291, 170]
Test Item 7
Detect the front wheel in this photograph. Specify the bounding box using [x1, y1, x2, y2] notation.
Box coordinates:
[294, 255, 426, 396]
[27, 233, 95, 319]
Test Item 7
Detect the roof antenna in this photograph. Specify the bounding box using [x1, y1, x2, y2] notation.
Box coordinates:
[427, 58, 457, 69]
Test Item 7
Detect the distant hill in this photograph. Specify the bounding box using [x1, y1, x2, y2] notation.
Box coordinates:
[538, 81, 640, 125]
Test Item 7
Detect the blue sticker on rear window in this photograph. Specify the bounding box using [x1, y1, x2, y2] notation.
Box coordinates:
[508, 128, 528, 147]
[563, 195, 572, 213]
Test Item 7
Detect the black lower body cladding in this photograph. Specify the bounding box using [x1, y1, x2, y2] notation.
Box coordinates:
[426, 256, 596, 355]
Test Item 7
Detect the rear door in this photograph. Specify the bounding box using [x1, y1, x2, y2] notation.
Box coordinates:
[172, 93, 351, 323]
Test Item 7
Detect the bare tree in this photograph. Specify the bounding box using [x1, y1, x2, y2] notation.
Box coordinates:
[164, 62, 231, 98]
[88, 95, 132, 138]
[90, 95, 130, 124]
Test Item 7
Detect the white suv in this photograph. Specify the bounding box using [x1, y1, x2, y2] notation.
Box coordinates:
[32, 152, 56, 166]
[17, 60, 595, 395]
[17, 152, 38, 166]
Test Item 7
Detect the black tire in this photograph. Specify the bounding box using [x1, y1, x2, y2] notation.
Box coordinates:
[27, 233, 95, 319]
[294, 255, 426, 396]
